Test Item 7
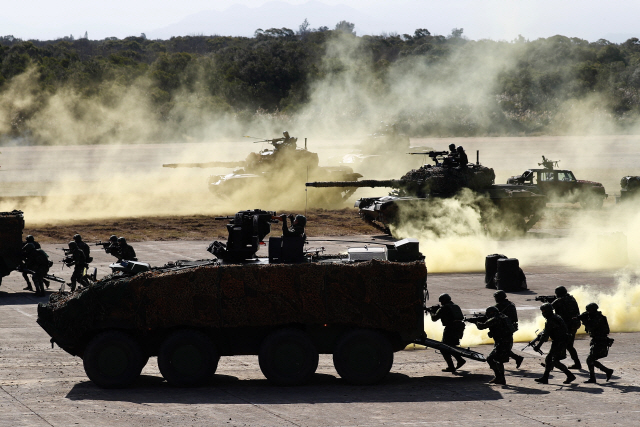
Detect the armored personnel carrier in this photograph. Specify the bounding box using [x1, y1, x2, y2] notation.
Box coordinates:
[37, 209, 484, 389]
[306, 150, 547, 234]
[163, 133, 362, 206]
[507, 156, 607, 209]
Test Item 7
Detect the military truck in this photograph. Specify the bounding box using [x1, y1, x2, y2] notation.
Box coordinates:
[0, 210, 24, 287]
[37, 209, 483, 389]
[163, 133, 362, 206]
[507, 156, 607, 209]
[306, 151, 547, 234]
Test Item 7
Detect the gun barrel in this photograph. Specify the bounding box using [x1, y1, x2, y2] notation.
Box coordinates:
[163, 161, 245, 169]
[306, 179, 402, 188]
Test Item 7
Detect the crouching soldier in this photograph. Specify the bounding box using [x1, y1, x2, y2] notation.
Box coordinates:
[429, 293, 466, 372]
[578, 303, 614, 383]
[534, 303, 576, 384]
[22, 243, 50, 297]
[475, 306, 514, 385]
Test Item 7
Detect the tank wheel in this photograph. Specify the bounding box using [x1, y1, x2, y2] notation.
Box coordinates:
[158, 330, 219, 387]
[333, 329, 394, 385]
[258, 328, 319, 386]
[83, 330, 144, 389]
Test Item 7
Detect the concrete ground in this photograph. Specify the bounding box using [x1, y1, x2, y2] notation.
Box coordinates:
[1, 237, 639, 426]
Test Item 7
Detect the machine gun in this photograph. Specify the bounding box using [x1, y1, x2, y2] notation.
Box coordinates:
[521, 330, 545, 355]
[408, 150, 451, 165]
[464, 312, 487, 324]
[535, 295, 557, 304]
[207, 209, 278, 262]
[538, 155, 559, 170]
[16, 265, 65, 284]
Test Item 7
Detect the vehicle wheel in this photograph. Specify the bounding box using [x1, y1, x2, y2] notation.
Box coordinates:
[158, 330, 219, 387]
[333, 329, 394, 385]
[83, 330, 144, 389]
[258, 328, 319, 386]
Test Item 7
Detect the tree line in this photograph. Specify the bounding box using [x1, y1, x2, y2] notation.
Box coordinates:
[1, 23, 640, 142]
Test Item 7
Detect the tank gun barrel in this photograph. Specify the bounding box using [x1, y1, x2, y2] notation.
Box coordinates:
[306, 179, 404, 188]
[163, 161, 245, 168]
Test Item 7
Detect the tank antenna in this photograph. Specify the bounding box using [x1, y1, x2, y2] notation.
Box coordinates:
[305, 166, 309, 216]
[305, 137, 307, 150]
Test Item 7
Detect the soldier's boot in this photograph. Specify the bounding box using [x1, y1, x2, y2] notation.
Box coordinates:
[44, 279, 50, 289]
[68, 282, 76, 293]
[23, 285, 34, 291]
[585, 366, 597, 383]
[455, 356, 466, 370]
[442, 353, 456, 372]
[535, 366, 551, 384]
[556, 362, 575, 384]
[567, 348, 581, 370]
[594, 361, 613, 381]
[513, 354, 524, 369]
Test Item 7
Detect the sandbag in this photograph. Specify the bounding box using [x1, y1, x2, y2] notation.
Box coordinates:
[485, 254, 507, 289]
[495, 258, 523, 291]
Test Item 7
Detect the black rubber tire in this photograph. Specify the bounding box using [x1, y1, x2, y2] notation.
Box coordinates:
[258, 328, 319, 386]
[485, 254, 507, 288]
[158, 330, 219, 387]
[333, 329, 394, 385]
[496, 258, 520, 291]
[83, 330, 144, 389]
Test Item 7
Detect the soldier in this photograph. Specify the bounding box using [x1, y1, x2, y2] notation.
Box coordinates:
[533, 303, 576, 384]
[475, 305, 514, 385]
[274, 131, 297, 151]
[456, 146, 468, 166]
[66, 241, 88, 292]
[429, 293, 466, 372]
[552, 286, 582, 369]
[104, 235, 120, 260]
[117, 237, 137, 261]
[21, 235, 41, 291]
[494, 290, 524, 368]
[73, 234, 91, 263]
[280, 214, 306, 238]
[22, 243, 50, 297]
[577, 303, 614, 383]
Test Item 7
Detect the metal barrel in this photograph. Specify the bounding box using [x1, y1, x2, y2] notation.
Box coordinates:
[163, 161, 245, 168]
[305, 179, 403, 188]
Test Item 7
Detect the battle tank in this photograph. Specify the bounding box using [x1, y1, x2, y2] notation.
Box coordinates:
[306, 150, 547, 235]
[163, 133, 362, 207]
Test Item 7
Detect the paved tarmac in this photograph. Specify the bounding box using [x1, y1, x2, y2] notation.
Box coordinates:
[1, 238, 639, 426]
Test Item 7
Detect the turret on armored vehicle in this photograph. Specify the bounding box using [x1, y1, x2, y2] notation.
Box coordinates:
[37, 209, 484, 389]
[163, 132, 362, 206]
[306, 150, 547, 234]
[507, 156, 607, 209]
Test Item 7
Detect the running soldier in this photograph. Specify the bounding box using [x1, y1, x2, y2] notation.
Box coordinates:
[578, 303, 614, 383]
[66, 241, 88, 292]
[475, 305, 514, 385]
[533, 303, 576, 384]
[22, 243, 50, 297]
[494, 290, 524, 368]
[429, 293, 466, 372]
[552, 286, 582, 369]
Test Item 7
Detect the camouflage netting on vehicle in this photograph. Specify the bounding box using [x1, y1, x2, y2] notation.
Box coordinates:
[399, 165, 495, 195]
[38, 260, 426, 350]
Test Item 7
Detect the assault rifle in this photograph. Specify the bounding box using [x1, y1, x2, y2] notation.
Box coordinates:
[521, 330, 545, 355]
[58, 247, 72, 256]
[535, 295, 557, 304]
[16, 265, 65, 283]
[464, 312, 487, 324]
[424, 304, 441, 314]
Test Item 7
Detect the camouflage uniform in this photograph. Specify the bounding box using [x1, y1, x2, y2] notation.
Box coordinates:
[476, 312, 513, 384]
[495, 299, 524, 367]
[552, 293, 582, 368]
[68, 248, 88, 292]
[431, 301, 466, 371]
[578, 306, 614, 382]
[118, 243, 137, 261]
[25, 248, 50, 297]
[534, 307, 575, 384]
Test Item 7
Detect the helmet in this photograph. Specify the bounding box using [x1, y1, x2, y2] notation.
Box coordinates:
[283, 131, 290, 138]
[555, 286, 567, 297]
[73, 234, 82, 241]
[295, 215, 307, 227]
[26, 235, 35, 242]
[438, 293, 451, 304]
[109, 235, 118, 242]
[586, 302, 599, 312]
[23, 243, 35, 253]
[456, 145, 464, 152]
[486, 306, 499, 317]
[68, 241, 77, 249]
[448, 143, 456, 151]
[540, 303, 554, 313]
[117, 237, 127, 244]
[493, 290, 507, 302]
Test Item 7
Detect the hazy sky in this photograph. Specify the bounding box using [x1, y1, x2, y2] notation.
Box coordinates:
[2, 0, 638, 42]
